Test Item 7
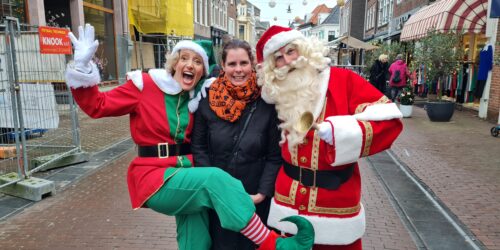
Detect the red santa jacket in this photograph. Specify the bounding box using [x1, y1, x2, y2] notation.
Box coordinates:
[267, 67, 403, 245]
[68, 69, 196, 209]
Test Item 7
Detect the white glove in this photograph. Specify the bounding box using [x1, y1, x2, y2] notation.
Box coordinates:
[317, 121, 333, 145]
[68, 24, 99, 73]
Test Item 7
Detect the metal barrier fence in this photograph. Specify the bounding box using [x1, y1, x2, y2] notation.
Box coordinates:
[0, 18, 81, 195]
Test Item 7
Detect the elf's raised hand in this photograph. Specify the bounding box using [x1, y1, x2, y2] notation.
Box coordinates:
[68, 24, 99, 73]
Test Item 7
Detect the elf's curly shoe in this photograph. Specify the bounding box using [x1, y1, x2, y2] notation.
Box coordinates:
[258, 215, 315, 250]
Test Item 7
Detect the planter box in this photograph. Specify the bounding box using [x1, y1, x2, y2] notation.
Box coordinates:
[425, 101, 455, 122]
[399, 104, 413, 118]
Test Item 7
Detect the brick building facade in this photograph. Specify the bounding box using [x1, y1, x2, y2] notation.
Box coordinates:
[490, 20, 500, 123]
[393, 0, 429, 17]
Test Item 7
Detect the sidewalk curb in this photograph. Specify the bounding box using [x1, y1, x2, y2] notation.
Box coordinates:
[0, 137, 135, 221]
[367, 150, 486, 250]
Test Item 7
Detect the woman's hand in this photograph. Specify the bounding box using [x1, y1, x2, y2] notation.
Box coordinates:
[68, 24, 99, 73]
[250, 193, 266, 204]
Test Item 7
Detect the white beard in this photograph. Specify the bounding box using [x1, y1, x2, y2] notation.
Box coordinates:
[264, 57, 323, 150]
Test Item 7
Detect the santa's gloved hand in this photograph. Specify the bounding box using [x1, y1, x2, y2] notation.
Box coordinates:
[317, 121, 333, 145]
[68, 24, 99, 73]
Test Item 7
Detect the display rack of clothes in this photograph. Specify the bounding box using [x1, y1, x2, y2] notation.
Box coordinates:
[474, 44, 493, 99]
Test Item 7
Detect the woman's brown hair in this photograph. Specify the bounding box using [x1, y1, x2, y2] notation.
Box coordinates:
[221, 39, 255, 67]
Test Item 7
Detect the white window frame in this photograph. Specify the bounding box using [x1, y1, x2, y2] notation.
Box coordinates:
[204, 0, 208, 25]
[194, 0, 198, 23]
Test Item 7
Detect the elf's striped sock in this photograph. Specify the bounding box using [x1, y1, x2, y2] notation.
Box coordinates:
[240, 213, 271, 245]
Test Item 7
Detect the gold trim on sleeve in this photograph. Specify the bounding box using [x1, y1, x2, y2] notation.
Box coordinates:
[354, 96, 391, 114]
[361, 121, 373, 157]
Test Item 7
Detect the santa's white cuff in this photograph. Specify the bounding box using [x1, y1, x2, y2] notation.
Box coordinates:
[353, 103, 402, 121]
[325, 115, 363, 166]
[65, 61, 101, 89]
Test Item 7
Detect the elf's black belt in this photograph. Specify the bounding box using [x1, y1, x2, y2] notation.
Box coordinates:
[283, 162, 355, 190]
[138, 143, 191, 158]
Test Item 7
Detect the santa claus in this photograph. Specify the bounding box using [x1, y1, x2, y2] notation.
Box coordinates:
[256, 26, 403, 250]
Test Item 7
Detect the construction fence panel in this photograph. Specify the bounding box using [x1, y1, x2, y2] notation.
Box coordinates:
[0, 19, 81, 191]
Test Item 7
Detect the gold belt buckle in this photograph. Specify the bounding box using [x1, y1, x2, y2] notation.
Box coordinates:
[157, 142, 169, 158]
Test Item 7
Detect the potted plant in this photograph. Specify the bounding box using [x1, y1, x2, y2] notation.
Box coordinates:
[411, 30, 464, 122]
[397, 86, 414, 118]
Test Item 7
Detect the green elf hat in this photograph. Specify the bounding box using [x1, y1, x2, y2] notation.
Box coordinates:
[188, 39, 217, 113]
[194, 40, 217, 74]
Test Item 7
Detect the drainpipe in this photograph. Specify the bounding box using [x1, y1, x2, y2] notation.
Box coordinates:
[479, 0, 497, 119]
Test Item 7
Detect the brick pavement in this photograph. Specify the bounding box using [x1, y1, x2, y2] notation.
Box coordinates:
[0, 152, 178, 250]
[359, 159, 417, 250]
[0, 151, 418, 250]
[4, 92, 498, 249]
[391, 106, 500, 249]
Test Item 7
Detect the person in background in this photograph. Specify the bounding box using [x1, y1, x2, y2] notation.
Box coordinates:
[65, 24, 313, 250]
[369, 54, 389, 95]
[256, 25, 403, 250]
[388, 54, 410, 102]
[192, 39, 282, 250]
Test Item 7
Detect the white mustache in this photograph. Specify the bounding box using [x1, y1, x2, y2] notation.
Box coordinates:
[273, 56, 309, 81]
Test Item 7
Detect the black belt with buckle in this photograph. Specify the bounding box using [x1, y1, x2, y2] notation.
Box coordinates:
[283, 162, 355, 190]
[138, 143, 191, 158]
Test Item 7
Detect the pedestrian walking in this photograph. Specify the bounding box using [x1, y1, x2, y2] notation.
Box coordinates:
[388, 54, 410, 102]
[64, 24, 314, 250]
[369, 54, 389, 95]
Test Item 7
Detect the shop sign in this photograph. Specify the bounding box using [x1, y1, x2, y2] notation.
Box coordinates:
[38, 26, 72, 54]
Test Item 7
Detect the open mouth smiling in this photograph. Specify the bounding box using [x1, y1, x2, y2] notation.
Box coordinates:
[183, 71, 194, 82]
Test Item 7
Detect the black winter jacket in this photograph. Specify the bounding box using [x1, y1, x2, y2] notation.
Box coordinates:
[191, 94, 282, 250]
[192, 96, 282, 197]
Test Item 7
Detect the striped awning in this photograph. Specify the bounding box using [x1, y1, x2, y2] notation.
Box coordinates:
[400, 0, 487, 41]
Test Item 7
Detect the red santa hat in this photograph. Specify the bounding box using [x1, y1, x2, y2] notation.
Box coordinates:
[256, 25, 304, 63]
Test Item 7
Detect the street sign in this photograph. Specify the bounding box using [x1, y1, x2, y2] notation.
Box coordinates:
[38, 26, 72, 54]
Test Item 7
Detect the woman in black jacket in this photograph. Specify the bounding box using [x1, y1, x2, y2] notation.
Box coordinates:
[369, 54, 389, 95]
[191, 39, 282, 250]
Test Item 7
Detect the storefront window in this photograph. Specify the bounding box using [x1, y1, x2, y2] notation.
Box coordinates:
[0, 0, 27, 24]
[84, 0, 113, 9]
[84, 6, 117, 81]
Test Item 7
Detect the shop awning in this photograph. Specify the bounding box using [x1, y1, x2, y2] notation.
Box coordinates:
[400, 0, 487, 42]
[327, 36, 379, 50]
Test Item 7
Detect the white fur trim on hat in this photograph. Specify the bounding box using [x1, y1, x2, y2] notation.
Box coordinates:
[267, 199, 365, 245]
[325, 115, 363, 166]
[170, 40, 209, 75]
[188, 77, 216, 113]
[263, 30, 304, 60]
[65, 61, 101, 89]
[126, 70, 144, 91]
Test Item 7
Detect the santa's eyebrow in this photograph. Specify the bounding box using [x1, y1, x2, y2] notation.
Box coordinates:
[274, 51, 283, 57]
[285, 44, 297, 50]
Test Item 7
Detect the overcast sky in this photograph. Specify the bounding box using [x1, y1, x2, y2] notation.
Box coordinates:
[251, 0, 337, 26]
